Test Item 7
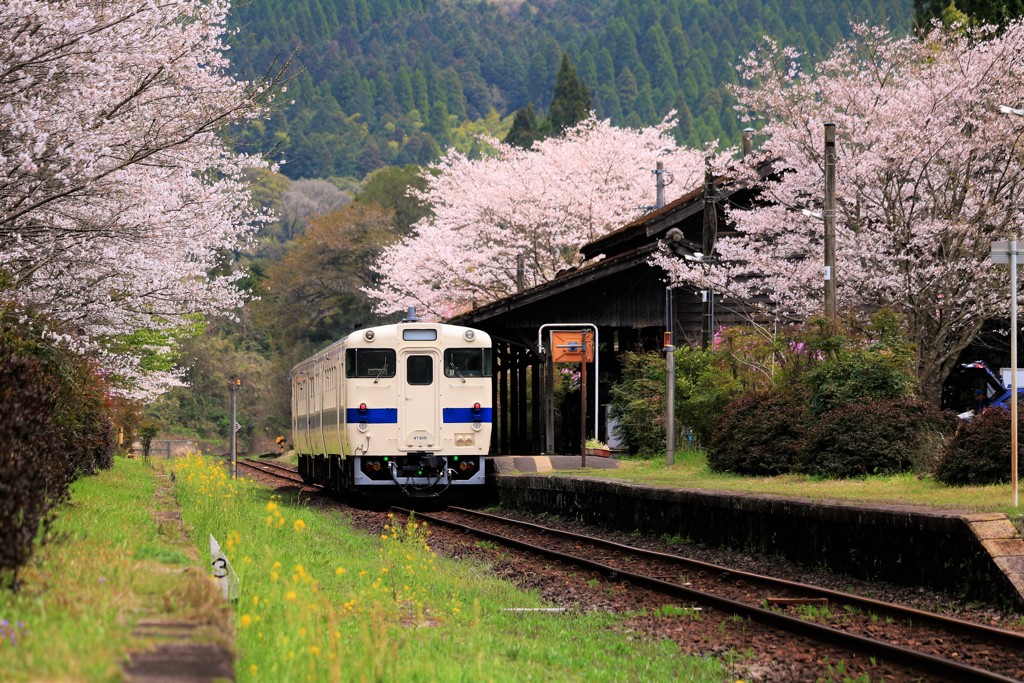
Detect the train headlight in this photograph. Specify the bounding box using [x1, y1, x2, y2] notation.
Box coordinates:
[464, 330, 475, 341]
[363, 330, 375, 342]
[455, 434, 474, 446]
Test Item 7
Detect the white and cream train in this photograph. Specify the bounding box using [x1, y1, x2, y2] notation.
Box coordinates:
[291, 314, 492, 497]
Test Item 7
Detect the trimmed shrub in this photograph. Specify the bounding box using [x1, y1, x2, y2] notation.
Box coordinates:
[936, 408, 1021, 486]
[0, 311, 115, 587]
[798, 398, 956, 478]
[803, 311, 917, 416]
[674, 347, 741, 446]
[706, 388, 810, 475]
[0, 334, 70, 586]
[805, 348, 917, 416]
[609, 351, 666, 455]
[609, 348, 740, 455]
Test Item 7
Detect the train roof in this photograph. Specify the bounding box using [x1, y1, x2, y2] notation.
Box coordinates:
[290, 320, 490, 374]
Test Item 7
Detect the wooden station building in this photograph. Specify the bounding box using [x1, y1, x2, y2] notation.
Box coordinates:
[451, 165, 765, 456]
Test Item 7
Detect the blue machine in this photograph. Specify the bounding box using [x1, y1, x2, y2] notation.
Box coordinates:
[959, 360, 1024, 417]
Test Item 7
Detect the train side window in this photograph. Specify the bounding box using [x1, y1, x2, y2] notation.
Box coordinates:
[443, 348, 492, 378]
[345, 349, 396, 378]
[406, 355, 433, 385]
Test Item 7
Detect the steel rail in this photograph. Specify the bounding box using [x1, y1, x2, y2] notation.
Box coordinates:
[448, 506, 1024, 651]
[237, 459, 312, 486]
[396, 507, 1020, 683]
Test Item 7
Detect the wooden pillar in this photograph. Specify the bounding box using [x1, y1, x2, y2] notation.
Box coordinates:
[545, 349, 555, 454]
[509, 347, 520, 454]
[490, 344, 500, 454]
[531, 357, 542, 453]
[499, 344, 509, 454]
[517, 352, 528, 453]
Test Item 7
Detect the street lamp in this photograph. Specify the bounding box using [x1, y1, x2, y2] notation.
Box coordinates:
[998, 103, 1023, 507]
[990, 240, 1018, 507]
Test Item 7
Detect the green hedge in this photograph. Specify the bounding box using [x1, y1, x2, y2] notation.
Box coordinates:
[937, 408, 1021, 486]
[0, 310, 115, 587]
[798, 398, 955, 478]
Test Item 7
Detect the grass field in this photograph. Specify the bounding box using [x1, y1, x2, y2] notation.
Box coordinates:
[172, 453, 727, 682]
[0, 456, 228, 682]
[566, 449, 1024, 518]
[0, 455, 729, 682]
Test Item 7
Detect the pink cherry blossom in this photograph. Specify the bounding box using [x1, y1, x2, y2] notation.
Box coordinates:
[654, 22, 1024, 402]
[366, 115, 726, 320]
[0, 0, 281, 396]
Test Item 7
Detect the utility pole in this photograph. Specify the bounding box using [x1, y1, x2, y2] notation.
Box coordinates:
[824, 123, 837, 320]
[229, 378, 240, 478]
[701, 156, 718, 348]
[665, 287, 675, 466]
[1013, 242, 1019, 508]
[654, 161, 666, 208]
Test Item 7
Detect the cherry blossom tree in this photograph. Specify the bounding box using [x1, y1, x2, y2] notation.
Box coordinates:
[366, 115, 722, 319]
[0, 0, 283, 396]
[654, 22, 1024, 403]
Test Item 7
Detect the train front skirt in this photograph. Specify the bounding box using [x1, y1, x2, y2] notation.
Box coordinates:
[299, 453, 485, 498]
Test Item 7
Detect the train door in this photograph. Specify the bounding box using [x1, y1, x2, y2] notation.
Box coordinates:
[295, 369, 309, 454]
[398, 350, 438, 450]
[315, 362, 328, 456]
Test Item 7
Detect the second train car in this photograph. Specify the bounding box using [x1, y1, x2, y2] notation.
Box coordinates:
[291, 313, 492, 497]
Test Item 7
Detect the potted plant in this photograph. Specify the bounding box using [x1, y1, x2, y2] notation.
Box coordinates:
[585, 438, 611, 457]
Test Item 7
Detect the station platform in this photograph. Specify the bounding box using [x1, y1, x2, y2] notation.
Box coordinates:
[491, 454, 621, 473]
[490, 470, 1024, 610]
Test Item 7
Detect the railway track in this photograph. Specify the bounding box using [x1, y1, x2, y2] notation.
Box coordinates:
[396, 506, 1024, 683]
[237, 458, 313, 487]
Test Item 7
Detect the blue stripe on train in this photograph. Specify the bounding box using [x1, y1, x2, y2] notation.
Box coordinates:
[442, 407, 493, 423]
[343, 407, 492, 423]
[345, 408, 397, 423]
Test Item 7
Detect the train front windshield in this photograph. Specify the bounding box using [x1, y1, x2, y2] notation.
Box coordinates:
[346, 348, 396, 378]
[444, 348, 492, 378]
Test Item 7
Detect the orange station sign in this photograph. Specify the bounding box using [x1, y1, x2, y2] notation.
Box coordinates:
[550, 330, 594, 363]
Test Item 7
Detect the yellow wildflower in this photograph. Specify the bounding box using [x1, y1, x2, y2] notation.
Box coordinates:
[335, 567, 347, 576]
[285, 590, 297, 601]
[266, 501, 278, 513]
[249, 664, 258, 676]
[293, 519, 306, 532]
[310, 646, 320, 656]
[240, 614, 252, 628]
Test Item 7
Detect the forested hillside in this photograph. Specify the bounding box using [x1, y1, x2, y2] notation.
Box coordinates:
[229, 0, 913, 179]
